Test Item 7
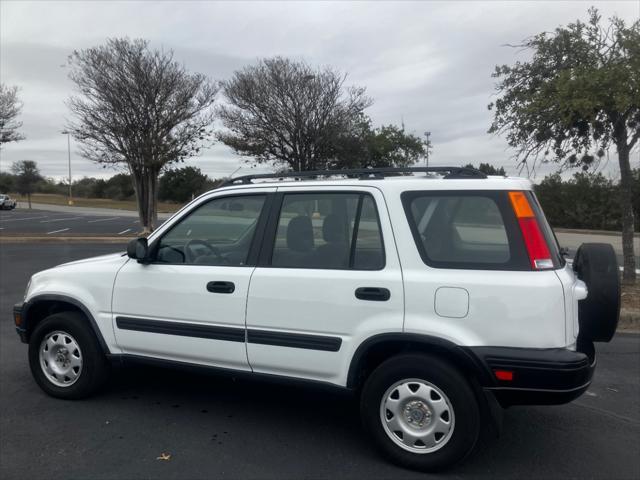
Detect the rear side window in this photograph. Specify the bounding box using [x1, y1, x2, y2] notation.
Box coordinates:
[270, 192, 385, 270]
[402, 191, 530, 270]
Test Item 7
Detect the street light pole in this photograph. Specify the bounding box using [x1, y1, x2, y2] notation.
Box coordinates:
[424, 131, 431, 168]
[61, 131, 73, 205]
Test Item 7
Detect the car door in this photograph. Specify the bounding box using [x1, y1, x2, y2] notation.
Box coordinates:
[245, 186, 404, 385]
[112, 189, 274, 369]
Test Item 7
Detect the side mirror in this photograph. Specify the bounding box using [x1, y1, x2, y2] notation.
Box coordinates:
[127, 237, 149, 263]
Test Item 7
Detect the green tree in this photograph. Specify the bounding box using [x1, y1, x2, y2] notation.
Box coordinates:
[463, 163, 506, 175]
[0, 171, 15, 192]
[66, 38, 218, 233]
[103, 173, 135, 200]
[489, 8, 639, 282]
[11, 160, 42, 208]
[334, 118, 427, 168]
[159, 166, 211, 203]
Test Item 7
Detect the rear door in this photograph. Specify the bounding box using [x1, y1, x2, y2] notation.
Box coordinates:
[245, 186, 404, 385]
[112, 189, 274, 369]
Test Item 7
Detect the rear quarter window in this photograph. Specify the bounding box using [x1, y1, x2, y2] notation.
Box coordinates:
[401, 190, 530, 271]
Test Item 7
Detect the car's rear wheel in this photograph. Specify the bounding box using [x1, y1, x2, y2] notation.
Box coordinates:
[360, 353, 480, 471]
[28, 312, 110, 399]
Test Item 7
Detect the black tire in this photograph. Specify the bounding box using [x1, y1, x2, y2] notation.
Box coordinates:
[573, 243, 620, 342]
[360, 354, 480, 471]
[28, 311, 110, 399]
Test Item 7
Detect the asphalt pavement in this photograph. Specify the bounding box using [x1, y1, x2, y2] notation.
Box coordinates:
[0, 243, 639, 479]
[0, 208, 158, 237]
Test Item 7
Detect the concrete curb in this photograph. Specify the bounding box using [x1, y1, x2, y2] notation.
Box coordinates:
[553, 227, 626, 237]
[17, 203, 173, 219]
[0, 236, 132, 243]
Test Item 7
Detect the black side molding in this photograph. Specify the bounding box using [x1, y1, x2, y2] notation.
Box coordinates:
[116, 317, 245, 343]
[115, 317, 342, 352]
[247, 329, 342, 352]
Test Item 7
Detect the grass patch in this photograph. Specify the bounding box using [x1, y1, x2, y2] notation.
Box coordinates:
[622, 282, 639, 313]
[11, 193, 182, 213]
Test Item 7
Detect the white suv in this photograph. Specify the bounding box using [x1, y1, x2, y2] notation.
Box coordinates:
[14, 167, 620, 471]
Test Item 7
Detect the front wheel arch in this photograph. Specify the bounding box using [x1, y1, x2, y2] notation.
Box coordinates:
[23, 295, 109, 354]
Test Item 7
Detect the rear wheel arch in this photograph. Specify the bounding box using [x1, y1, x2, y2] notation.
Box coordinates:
[23, 295, 109, 354]
[347, 333, 492, 390]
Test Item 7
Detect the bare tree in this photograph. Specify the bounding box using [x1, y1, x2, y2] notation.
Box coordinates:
[66, 38, 218, 232]
[218, 57, 372, 172]
[0, 84, 25, 145]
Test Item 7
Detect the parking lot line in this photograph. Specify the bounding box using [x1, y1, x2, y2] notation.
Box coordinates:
[46, 228, 70, 235]
[118, 228, 132, 235]
[88, 217, 120, 223]
[0, 215, 50, 222]
[40, 217, 84, 223]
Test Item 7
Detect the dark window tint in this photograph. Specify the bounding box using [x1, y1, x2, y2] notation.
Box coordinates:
[155, 195, 266, 266]
[352, 195, 385, 270]
[271, 192, 384, 270]
[402, 191, 530, 270]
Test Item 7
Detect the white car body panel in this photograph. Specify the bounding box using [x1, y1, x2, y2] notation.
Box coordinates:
[245, 185, 404, 385]
[22, 175, 582, 388]
[25, 252, 129, 352]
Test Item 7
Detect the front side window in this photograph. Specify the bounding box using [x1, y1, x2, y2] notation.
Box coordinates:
[271, 192, 385, 270]
[402, 191, 529, 270]
[155, 194, 266, 266]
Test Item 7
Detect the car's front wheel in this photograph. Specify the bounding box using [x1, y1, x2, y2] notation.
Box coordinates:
[360, 353, 480, 471]
[28, 311, 110, 399]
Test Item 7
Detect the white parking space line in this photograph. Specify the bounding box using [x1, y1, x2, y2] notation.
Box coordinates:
[0, 215, 50, 222]
[40, 216, 84, 223]
[46, 228, 70, 235]
[118, 228, 132, 235]
[88, 217, 120, 223]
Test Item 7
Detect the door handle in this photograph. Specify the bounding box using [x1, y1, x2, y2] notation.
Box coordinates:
[207, 281, 235, 294]
[355, 287, 390, 301]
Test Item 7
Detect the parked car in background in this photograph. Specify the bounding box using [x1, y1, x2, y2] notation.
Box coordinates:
[0, 194, 17, 210]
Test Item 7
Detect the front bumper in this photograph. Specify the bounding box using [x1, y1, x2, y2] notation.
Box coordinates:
[468, 345, 596, 406]
[13, 302, 28, 343]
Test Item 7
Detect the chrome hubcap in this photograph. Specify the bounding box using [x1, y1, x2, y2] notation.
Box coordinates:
[380, 378, 455, 454]
[39, 331, 83, 387]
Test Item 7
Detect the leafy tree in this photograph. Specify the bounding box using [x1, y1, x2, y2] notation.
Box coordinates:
[159, 166, 211, 203]
[335, 120, 427, 169]
[0, 84, 25, 145]
[11, 160, 42, 208]
[0, 171, 15, 192]
[66, 38, 218, 233]
[463, 163, 506, 175]
[488, 8, 639, 281]
[102, 173, 135, 200]
[218, 57, 372, 172]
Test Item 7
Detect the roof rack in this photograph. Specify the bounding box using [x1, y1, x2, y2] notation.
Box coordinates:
[220, 166, 487, 187]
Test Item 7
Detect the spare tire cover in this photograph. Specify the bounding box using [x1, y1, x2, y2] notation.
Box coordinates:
[573, 243, 620, 342]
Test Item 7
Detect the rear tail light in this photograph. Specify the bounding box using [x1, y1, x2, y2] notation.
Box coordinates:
[509, 191, 553, 270]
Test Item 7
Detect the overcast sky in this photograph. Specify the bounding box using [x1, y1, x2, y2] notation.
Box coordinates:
[1, 0, 638, 182]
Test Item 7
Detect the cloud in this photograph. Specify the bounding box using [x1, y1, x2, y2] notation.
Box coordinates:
[1, 0, 637, 181]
